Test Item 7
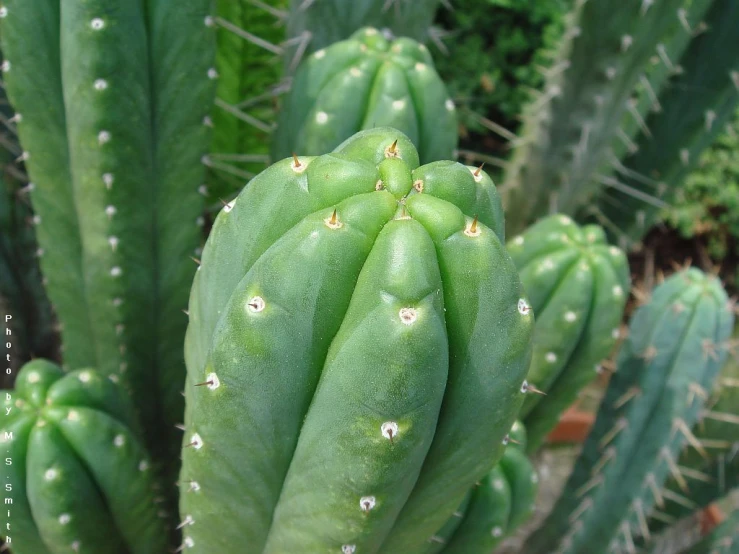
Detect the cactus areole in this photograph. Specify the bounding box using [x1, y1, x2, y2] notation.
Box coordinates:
[271, 27, 458, 165]
[181, 128, 533, 552]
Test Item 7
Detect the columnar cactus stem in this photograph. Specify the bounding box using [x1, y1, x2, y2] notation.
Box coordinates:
[522, 268, 734, 554]
[502, 0, 699, 235]
[181, 127, 532, 552]
[0, 0, 218, 488]
[0, 360, 167, 554]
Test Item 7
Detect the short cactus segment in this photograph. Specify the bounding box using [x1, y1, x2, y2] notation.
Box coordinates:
[285, 0, 443, 67]
[438, 420, 539, 554]
[507, 215, 630, 453]
[681, 507, 738, 554]
[272, 27, 457, 164]
[181, 127, 533, 552]
[522, 268, 735, 554]
[0, 0, 218, 479]
[0, 360, 167, 554]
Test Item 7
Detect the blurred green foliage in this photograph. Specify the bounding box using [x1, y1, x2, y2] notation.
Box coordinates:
[435, 0, 571, 136]
[663, 110, 739, 261]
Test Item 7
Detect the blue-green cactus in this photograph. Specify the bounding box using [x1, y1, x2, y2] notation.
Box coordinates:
[180, 127, 533, 553]
[522, 268, 734, 554]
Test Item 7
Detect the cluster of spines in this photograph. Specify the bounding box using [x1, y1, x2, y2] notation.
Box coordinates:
[180, 128, 534, 552]
[204, 0, 288, 202]
[0, 1, 218, 510]
[588, 0, 739, 248]
[500, 0, 725, 237]
[522, 267, 734, 554]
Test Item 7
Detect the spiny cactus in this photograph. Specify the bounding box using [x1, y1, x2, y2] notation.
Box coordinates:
[506, 214, 630, 453]
[649, 337, 739, 532]
[501, 0, 718, 236]
[180, 127, 533, 553]
[588, 0, 739, 247]
[522, 268, 734, 554]
[0, 359, 167, 554]
[284, 0, 443, 71]
[205, 0, 287, 202]
[272, 27, 458, 164]
[436, 420, 539, 554]
[0, 1, 218, 483]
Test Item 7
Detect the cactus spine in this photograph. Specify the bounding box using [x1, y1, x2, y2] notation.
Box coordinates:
[507, 215, 630, 452]
[272, 27, 458, 164]
[589, 0, 739, 247]
[181, 127, 533, 553]
[0, 360, 167, 554]
[522, 268, 734, 554]
[0, 1, 218, 481]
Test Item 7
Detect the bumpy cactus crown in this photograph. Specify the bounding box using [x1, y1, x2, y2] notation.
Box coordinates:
[272, 27, 458, 165]
[181, 127, 533, 553]
[507, 214, 630, 452]
[1, 360, 166, 554]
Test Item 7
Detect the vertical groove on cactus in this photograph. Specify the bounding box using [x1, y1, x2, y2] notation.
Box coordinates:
[522, 268, 734, 554]
[180, 128, 533, 553]
[0, 0, 218, 510]
[587, 0, 739, 248]
[502, 0, 696, 235]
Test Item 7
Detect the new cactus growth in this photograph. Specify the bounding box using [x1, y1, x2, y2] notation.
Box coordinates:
[0, 359, 167, 554]
[437, 420, 539, 554]
[507, 215, 630, 453]
[0, 0, 218, 484]
[522, 268, 734, 554]
[181, 127, 533, 553]
[272, 27, 457, 165]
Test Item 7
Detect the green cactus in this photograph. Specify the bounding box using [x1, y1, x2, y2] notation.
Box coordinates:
[507, 214, 630, 453]
[437, 420, 539, 554]
[522, 268, 734, 554]
[0, 0, 218, 482]
[587, 0, 739, 248]
[0, 359, 167, 554]
[284, 0, 443, 70]
[271, 27, 458, 164]
[206, 0, 287, 202]
[180, 127, 533, 553]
